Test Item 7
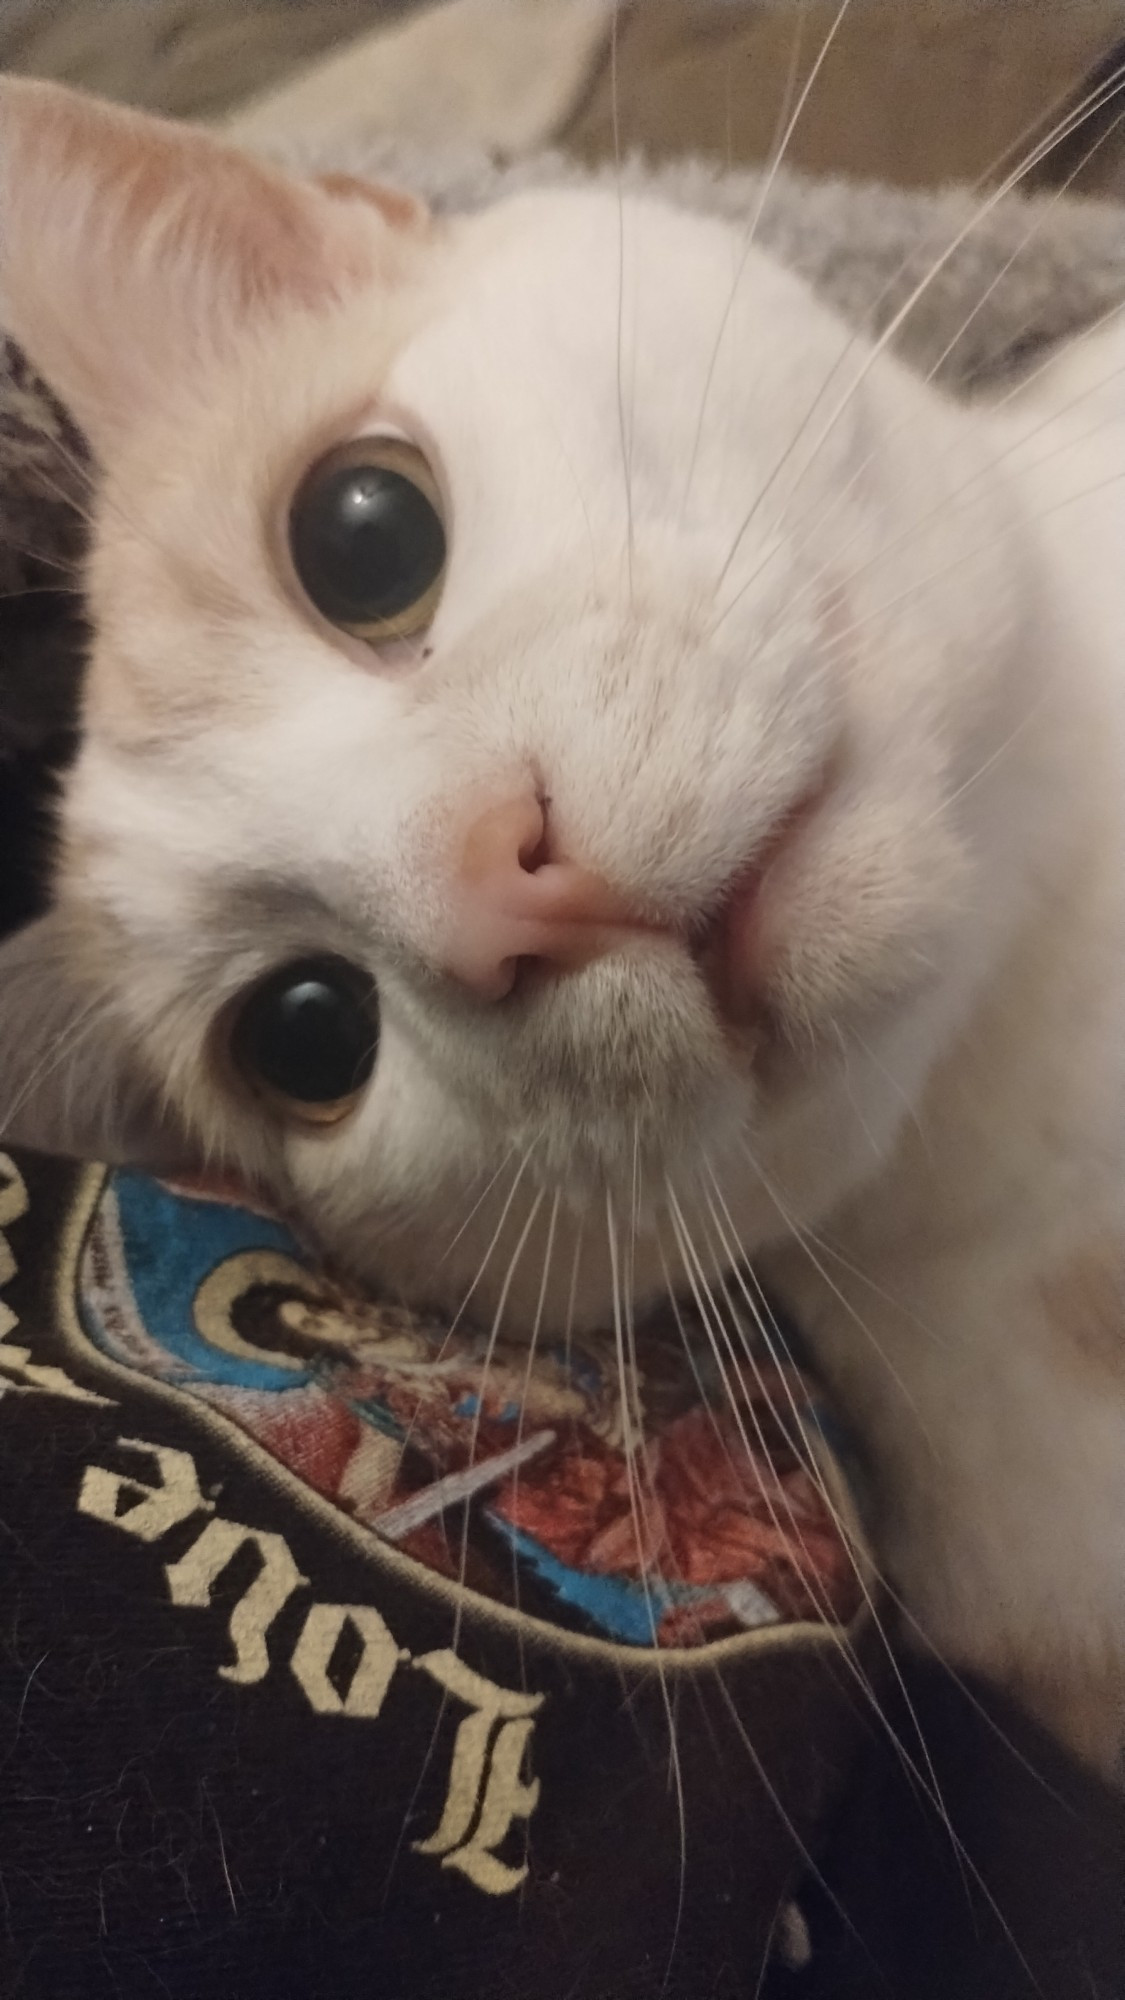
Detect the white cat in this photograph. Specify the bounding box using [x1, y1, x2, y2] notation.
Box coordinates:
[0, 80, 1122, 1772]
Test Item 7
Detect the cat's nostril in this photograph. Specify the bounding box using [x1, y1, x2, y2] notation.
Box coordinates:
[519, 797, 553, 874]
[447, 793, 650, 1000]
[460, 793, 549, 889]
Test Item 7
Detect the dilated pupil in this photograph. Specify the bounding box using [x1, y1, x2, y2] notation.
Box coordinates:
[233, 958, 378, 1106]
[290, 463, 446, 628]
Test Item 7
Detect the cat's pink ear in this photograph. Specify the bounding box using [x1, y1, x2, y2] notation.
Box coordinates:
[312, 171, 429, 233]
[0, 79, 395, 452]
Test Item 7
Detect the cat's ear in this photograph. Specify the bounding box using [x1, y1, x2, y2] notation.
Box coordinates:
[311, 171, 429, 233]
[0, 79, 412, 453]
[0, 910, 177, 1166]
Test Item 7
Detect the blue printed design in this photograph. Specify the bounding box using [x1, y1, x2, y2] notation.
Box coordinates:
[88, 1169, 310, 1392]
[73, 1167, 862, 1648]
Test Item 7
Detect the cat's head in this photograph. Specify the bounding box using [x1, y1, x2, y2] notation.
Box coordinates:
[0, 82, 1036, 1323]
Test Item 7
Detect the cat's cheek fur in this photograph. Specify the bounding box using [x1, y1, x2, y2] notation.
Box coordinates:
[775, 1237, 1125, 1773]
[753, 328, 1125, 1769]
[756, 782, 972, 1031]
[277, 1030, 493, 1252]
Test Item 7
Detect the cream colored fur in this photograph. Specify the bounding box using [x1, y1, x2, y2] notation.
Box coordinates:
[0, 81, 1122, 1771]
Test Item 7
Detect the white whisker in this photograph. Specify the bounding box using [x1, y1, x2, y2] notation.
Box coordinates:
[437, 1144, 519, 1267]
[699, 1168, 1041, 1937]
[736, 1142, 935, 1435]
[451, 1183, 546, 1657]
[605, 1184, 687, 1979]
[506, 1186, 561, 1689]
[682, 0, 846, 519]
[713, 58, 1125, 628]
[609, 8, 634, 601]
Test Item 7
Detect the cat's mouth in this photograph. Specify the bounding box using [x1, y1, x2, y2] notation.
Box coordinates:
[690, 779, 829, 1035]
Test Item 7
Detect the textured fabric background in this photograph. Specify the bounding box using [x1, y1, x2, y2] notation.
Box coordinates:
[563, 1, 1125, 194]
[3, 1, 1125, 191]
[0, 0, 399, 120]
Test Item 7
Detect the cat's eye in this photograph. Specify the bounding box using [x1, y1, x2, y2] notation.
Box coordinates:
[288, 436, 446, 643]
[228, 956, 379, 1126]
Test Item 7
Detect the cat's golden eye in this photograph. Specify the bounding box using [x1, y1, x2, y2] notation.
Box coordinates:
[288, 437, 446, 642]
[228, 956, 379, 1126]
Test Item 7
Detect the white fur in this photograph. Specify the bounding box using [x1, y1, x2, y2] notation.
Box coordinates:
[2, 91, 1124, 1766]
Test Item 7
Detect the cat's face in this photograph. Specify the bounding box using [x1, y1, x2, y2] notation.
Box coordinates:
[0, 84, 1032, 1323]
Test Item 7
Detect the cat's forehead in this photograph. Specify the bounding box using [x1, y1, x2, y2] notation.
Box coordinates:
[440, 186, 751, 345]
[370, 185, 854, 576]
[407, 186, 825, 421]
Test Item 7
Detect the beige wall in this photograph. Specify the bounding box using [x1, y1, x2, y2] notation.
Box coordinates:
[563, 2, 1125, 192]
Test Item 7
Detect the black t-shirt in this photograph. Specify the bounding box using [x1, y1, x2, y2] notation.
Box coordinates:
[0, 1147, 1120, 2000]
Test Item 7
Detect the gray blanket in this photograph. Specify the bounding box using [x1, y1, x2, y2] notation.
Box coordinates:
[2, 139, 1124, 757]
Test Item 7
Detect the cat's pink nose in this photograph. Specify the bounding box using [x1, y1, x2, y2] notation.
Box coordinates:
[444, 795, 650, 999]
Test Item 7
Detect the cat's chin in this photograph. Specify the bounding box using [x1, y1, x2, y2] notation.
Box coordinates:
[285, 1090, 835, 1340]
[327, 1196, 716, 1340]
